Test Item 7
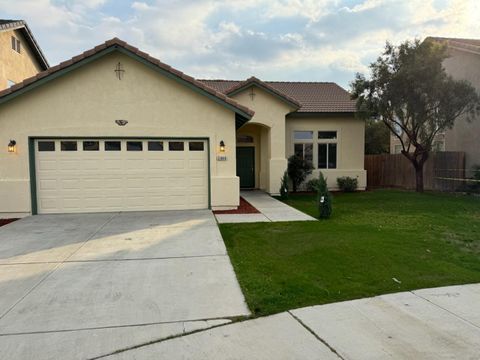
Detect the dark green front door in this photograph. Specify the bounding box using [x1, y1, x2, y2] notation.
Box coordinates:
[237, 147, 255, 188]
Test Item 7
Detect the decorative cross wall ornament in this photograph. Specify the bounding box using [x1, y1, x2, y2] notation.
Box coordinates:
[249, 87, 256, 101]
[114, 62, 125, 80]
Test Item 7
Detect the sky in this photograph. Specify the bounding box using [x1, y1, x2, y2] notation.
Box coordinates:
[1, 0, 479, 88]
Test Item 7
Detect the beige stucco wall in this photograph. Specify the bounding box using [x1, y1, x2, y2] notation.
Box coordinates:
[0, 51, 239, 215]
[443, 48, 480, 170]
[286, 115, 367, 190]
[0, 29, 43, 90]
[232, 86, 296, 194]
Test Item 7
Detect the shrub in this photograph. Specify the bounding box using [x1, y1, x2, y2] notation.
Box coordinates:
[337, 176, 358, 192]
[280, 171, 289, 199]
[287, 155, 313, 192]
[306, 178, 320, 192]
[317, 172, 332, 219]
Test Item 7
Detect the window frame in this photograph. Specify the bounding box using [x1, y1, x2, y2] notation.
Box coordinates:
[293, 131, 314, 165]
[292, 129, 339, 169]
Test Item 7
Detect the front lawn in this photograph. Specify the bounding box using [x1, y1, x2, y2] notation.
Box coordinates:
[220, 190, 480, 316]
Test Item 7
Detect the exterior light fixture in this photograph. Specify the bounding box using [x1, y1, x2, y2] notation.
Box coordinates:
[219, 140, 225, 152]
[8, 140, 16, 153]
[115, 119, 128, 126]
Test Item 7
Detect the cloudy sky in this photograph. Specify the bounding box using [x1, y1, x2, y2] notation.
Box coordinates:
[1, 0, 479, 88]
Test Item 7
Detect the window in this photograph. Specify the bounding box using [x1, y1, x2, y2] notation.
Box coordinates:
[294, 131, 313, 140]
[7, 80, 15, 88]
[38, 141, 55, 152]
[11, 36, 20, 53]
[83, 141, 99, 151]
[293, 129, 338, 169]
[318, 143, 337, 169]
[236, 134, 254, 143]
[169, 141, 184, 151]
[294, 143, 313, 163]
[127, 141, 143, 151]
[61, 141, 77, 151]
[293, 131, 313, 164]
[189, 142, 204, 151]
[105, 141, 121, 151]
[318, 131, 337, 140]
[148, 141, 164, 151]
[394, 144, 402, 154]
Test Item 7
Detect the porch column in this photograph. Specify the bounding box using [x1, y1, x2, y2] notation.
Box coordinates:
[268, 122, 287, 195]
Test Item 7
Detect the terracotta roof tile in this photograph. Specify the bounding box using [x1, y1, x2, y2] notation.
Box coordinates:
[224, 76, 301, 108]
[0, 38, 254, 118]
[200, 79, 356, 113]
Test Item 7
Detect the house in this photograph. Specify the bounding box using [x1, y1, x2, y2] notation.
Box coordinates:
[390, 37, 480, 170]
[0, 38, 366, 216]
[0, 19, 49, 90]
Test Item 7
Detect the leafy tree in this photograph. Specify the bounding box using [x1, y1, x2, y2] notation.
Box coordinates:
[365, 118, 390, 154]
[287, 155, 313, 192]
[351, 39, 480, 192]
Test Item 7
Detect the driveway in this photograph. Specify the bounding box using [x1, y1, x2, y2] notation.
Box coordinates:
[0, 211, 250, 359]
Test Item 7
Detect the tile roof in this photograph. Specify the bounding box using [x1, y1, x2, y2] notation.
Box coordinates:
[200, 79, 356, 113]
[0, 38, 254, 120]
[224, 76, 301, 108]
[0, 19, 49, 70]
[427, 37, 480, 56]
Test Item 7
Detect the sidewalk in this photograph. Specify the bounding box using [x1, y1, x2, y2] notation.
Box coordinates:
[106, 283, 480, 359]
[215, 191, 317, 223]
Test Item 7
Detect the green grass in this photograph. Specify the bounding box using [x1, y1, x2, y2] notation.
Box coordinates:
[220, 190, 480, 316]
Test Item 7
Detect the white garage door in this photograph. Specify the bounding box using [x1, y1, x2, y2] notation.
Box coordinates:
[34, 139, 209, 214]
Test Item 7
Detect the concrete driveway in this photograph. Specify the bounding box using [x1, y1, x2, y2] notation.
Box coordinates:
[0, 211, 249, 359]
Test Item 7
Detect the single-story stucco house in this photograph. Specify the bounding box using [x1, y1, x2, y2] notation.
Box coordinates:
[0, 38, 366, 216]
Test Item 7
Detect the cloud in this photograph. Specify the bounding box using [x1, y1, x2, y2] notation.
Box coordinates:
[0, 0, 479, 87]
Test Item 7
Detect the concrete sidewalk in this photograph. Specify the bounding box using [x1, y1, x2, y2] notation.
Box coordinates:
[215, 191, 316, 223]
[107, 283, 480, 359]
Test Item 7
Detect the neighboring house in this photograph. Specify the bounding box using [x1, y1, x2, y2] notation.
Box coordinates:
[390, 37, 480, 170]
[0, 38, 365, 216]
[0, 19, 49, 90]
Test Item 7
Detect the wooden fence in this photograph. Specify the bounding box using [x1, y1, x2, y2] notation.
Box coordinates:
[365, 152, 465, 191]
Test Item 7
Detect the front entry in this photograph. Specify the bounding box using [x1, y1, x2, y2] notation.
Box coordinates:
[236, 147, 255, 188]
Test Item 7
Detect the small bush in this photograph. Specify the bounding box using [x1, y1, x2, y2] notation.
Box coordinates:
[280, 171, 289, 199]
[306, 178, 320, 192]
[337, 176, 358, 192]
[317, 172, 332, 219]
[287, 155, 313, 192]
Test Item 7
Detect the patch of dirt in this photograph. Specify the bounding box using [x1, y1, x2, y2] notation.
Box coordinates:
[0, 219, 19, 227]
[214, 197, 260, 214]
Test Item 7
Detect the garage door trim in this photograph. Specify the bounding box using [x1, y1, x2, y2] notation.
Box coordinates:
[28, 136, 211, 215]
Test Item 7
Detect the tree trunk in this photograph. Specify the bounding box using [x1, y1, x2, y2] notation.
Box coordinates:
[414, 165, 424, 192]
[401, 150, 428, 193]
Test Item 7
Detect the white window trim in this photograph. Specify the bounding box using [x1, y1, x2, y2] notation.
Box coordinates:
[292, 129, 339, 169]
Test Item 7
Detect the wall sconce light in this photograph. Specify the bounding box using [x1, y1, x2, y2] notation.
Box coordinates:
[219, 140, 225, 152]
[8, 140, 16, 153]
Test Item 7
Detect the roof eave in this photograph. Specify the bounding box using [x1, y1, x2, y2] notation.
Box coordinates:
[227, 80, 301, 109]
[0, 21, 49, 70]
[0, 41, 254, 121]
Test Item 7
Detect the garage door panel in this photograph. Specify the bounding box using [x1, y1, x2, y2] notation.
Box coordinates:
[35, 139, 208, 214]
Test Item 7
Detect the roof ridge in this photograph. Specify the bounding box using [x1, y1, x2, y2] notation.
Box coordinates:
[0, 37, 254, 119]
[225, 76, 301, 108]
